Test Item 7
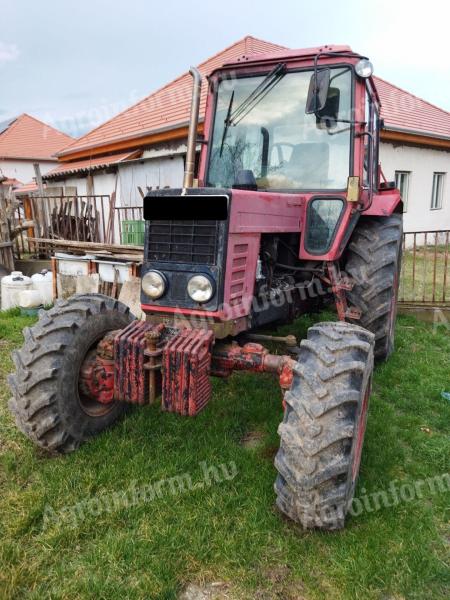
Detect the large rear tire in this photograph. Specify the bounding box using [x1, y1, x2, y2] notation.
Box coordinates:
[8, 294, 134, 453]
[344, 214, 403, 361]
[274, 322, 374, 530]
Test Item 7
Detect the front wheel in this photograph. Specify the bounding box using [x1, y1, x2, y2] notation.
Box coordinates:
[274, 321, 375, 530]
[8, 294, 134, 453]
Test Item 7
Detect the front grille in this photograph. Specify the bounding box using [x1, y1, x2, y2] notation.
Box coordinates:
[147, 220, 220, 265]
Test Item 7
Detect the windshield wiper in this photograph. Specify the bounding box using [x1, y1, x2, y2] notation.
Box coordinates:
[229, 62, 286, 125]
[219, 63, 286, 156]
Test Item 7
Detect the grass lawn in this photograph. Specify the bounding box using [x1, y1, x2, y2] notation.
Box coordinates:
[0, 309, 449, 599]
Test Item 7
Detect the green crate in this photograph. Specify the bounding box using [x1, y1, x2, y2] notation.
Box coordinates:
[121, 219, 145, 245]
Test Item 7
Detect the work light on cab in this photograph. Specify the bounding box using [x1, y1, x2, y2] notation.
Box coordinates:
[355, 58, 374, 78]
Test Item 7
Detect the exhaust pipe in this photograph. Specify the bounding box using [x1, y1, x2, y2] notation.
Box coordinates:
[183, 66, 202, 190]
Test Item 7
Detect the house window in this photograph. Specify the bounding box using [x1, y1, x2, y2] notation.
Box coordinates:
[431, 172, 445, 210]
[395, 171, 410, 212]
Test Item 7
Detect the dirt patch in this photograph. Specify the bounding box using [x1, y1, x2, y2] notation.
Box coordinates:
[240, 430, 265, 449]
[254, 565, 309, 600]
[179, 582, 233, 600]
[260, 445, 278, 460]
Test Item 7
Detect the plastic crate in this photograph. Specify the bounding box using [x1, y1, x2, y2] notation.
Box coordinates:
[121, 220, 145, 246]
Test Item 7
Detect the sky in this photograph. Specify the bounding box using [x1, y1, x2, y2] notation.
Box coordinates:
[1, 0, 449, 138]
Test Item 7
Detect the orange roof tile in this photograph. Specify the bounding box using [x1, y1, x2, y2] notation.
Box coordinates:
[57, 37, 450, 161]
[374, 76, 450, 140]
[57, 36, 286, 158]
[0, 114, 73, 160]
[44, 150, 140, 178]
[14, 181, 40, 195]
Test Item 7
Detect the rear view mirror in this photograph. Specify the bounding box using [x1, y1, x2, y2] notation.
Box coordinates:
[305, 69, 330, 114]
[315, 87, 341, 129]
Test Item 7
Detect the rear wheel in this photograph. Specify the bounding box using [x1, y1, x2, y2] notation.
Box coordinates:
[274, 322, 374, 530]
[344, 214, 403, 361]
[8, 294, 134, 453]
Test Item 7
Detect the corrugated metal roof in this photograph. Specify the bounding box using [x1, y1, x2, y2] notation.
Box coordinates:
[43, 150, 140, 178]
[56, 37, 450, 160]
[0, 114, 74, 160]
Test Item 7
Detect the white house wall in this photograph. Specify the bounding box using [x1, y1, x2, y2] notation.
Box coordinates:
[0, 159, 57, 183]
[117, 156, 184, 207]
[380, 142, 450, 232]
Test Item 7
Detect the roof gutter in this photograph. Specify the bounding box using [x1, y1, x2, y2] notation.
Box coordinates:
[381, 127, 450, 150]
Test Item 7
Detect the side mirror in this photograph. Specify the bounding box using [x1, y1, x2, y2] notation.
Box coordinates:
[305, 69, 330, 114]
[315, 87, 341, 129]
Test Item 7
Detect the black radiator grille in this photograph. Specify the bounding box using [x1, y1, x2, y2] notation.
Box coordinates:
[147, 220, 220, 265]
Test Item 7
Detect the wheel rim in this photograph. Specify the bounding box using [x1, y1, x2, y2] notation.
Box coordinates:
[78, 342, 117, 418]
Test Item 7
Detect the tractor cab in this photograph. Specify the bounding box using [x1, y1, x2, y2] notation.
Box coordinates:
[201, 45, 383, 202]
[141, 46, 400, 338]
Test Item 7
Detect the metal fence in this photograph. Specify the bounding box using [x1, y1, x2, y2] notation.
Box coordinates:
[399, 230, 450, 305]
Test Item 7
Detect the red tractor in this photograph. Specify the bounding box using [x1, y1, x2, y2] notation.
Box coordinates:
[9, 45, 403, 529]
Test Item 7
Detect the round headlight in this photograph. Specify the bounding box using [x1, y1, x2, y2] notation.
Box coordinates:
[187, 275, 214, 303]
[142, 270, 166, 299]
[355, 58, 373, 78]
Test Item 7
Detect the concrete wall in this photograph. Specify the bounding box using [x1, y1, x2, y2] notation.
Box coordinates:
[380, 142, 450, 232]
[0, 159, 57, 183]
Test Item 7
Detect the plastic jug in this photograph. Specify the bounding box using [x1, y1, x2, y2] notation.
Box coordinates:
[19, 289, 43, 308]
[31, 269, 54, 306]
[1, 271, 33, 310]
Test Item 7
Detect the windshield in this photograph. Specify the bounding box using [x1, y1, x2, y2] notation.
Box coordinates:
[206, 67, 352, 191]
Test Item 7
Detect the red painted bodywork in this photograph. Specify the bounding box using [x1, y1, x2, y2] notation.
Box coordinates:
[142, 46, 401, 324]
[79, 354, 115, 405]
[211, 341, 295, 391]
[162, 328, 214, 416]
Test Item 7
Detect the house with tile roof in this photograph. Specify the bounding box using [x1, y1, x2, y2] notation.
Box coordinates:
[43, 36, 450, 233]
[0, 114, 73, 189]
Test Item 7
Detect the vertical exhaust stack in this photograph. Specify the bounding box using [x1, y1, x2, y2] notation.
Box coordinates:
[183, 66, 202, 191]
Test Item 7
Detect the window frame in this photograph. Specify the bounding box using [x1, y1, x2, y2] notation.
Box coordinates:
[395, 170, 411, 212]
[204, 64, 356, 194]
[430, 172, 446, 210]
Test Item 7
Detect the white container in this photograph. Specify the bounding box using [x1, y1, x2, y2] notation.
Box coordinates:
[19, 289, 43, 309]
[31, 269, 54, 306]
[95, 260, 132, 284]
[55, 253, 89, 277]
[1, 271, 33, 310]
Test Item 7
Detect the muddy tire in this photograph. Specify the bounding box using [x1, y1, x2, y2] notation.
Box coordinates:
[344, 214, 403, 361]
[8, 294, 134, 453]
[274, 322, 374, 530]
